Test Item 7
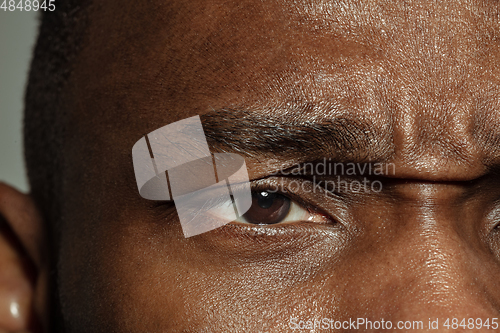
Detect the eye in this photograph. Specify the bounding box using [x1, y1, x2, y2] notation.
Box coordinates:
[233, 190, 331, 226]
[239, 191, 291, 225]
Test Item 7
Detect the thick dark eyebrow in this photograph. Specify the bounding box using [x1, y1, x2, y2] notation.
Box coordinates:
[200, 108, 394, 163]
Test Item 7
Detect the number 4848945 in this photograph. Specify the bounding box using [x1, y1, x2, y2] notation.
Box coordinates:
[1, 0, 55, 11]
[443, 318, 498, 330]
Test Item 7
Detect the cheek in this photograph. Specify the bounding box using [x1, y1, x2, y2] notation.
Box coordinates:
[96, 226, 348, 332]
[59, 210, 352, 332]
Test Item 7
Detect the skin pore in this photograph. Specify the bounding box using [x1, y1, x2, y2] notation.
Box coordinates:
[2, 0, 500, 332]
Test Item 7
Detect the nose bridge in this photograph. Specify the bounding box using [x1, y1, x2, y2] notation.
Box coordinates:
[396, 215, 475, 308]
[367, 186, 500, 322]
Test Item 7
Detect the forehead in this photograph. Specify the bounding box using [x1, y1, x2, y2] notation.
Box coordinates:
[67, 0, 500, 176]
[74, 0, 500, 116]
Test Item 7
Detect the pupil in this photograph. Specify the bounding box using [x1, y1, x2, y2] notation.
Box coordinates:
[257, 191, 276, 209]
[241, 190, 291, 225]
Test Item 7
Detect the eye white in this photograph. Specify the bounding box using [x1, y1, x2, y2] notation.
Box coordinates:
[234, 199, 328, 225]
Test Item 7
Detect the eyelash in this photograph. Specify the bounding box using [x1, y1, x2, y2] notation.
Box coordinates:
[153, 176, 334, 224]
[231, 178, 335, 226]
[249, 181, 314, 210]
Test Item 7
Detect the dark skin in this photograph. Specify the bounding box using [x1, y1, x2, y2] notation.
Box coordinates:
[1, 0, 500, 332]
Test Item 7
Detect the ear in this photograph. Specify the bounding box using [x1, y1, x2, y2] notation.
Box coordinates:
[0, 182, 48, 333]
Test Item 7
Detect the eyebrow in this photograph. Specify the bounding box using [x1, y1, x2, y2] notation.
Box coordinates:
[200, 108, 394, 163]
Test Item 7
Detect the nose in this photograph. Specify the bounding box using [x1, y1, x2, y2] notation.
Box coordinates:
[341, 183, 500, 332]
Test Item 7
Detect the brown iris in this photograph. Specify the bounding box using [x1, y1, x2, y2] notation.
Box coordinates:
[242, 191, 291, 225]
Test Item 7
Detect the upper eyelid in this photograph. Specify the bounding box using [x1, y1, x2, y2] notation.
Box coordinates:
[153, 176, 341, 222]
[252, 175, 344, 201]
[249, 177, 338, 215]
[256, 176, 353, 224]
[232, 180, 338, 227]
[154, 175, 342, 205]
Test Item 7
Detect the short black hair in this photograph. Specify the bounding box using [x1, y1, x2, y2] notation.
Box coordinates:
[24, 1, 89, 238]
[23, 1, 90, 331]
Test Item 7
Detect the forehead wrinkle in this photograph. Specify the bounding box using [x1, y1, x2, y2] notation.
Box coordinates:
[472, 89, 500, 166]
[288, 0, 500, 68]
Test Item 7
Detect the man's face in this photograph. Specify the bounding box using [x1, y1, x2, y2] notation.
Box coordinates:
[57, 0, 500, 331]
